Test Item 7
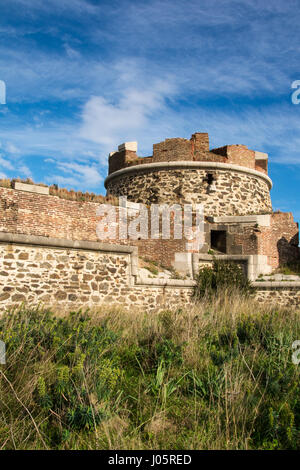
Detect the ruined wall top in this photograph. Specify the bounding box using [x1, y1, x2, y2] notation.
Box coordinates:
[108, 132, 268, 175]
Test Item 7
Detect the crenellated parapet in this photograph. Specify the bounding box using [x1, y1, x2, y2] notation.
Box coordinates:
[105, 132, 272, 217]
[108, 132, 269, 175]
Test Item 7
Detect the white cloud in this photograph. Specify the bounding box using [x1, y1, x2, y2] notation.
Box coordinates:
[63, 43, 81, 60]
[79, 79, 176, 154]
[0, 0, 298, 106]
[0, 0, 299, 206]
[0, 152, 32, 178]
[0, 156, 14, 170]
[5, 142, 20, 154]
[45, 160, 103, 189]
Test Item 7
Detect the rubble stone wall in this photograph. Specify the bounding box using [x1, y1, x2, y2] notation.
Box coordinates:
[0, 234, 299, 312]
[105, 165, 272, 216]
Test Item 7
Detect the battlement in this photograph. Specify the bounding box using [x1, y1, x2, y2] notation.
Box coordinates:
[0, 127, 298, 312]
[108, 132, 268, 175]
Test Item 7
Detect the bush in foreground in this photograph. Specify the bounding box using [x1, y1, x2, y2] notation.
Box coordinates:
[0, 294, 299, 450]
[194, 259, 254, 299]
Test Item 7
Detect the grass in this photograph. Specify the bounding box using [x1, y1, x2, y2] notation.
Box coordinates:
[0, 293, 299, 450]
[0, 177, 118, 205]
[140, 258, 186, 279]
[276, 262, 300, 276]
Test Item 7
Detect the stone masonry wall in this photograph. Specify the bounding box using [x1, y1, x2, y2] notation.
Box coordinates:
[0, 238, 299, 311]
[0, 239, 193, 312]
[1, 183, 298, 271]
[106, 168, 272, 216]
[0, 243, 130, 306]
[254, 283, 300, 307]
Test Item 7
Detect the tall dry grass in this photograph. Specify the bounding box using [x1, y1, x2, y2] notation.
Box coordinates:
[0, 177, 118, 205]
[0, 292, 299, 450]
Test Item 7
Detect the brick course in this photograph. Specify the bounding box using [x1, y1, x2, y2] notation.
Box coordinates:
[0, 130, 299, 310]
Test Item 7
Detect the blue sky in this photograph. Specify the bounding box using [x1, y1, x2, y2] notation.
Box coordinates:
[0, 0, 299, 222]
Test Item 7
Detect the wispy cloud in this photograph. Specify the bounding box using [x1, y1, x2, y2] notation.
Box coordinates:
[44, 159, 103, 188]
[0, 0, 299, 213]
[79, 76, 177, 154]
[0, 142, 32, 178]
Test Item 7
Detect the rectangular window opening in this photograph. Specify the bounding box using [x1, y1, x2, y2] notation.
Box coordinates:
[210, 230, 227, 253]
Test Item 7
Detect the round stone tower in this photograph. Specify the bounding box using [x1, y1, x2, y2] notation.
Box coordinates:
[104, 133, 272, 217]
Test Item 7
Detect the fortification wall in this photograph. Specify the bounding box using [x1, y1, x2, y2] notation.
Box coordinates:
[108, 133, 268, 175]
[0, 234, 299, 311]
[0, 186, 101, 241]
[2, 183, 297, 271]
[254, 282, 300, 307]
[105, 165, 272, 216]
[0, 186, 188, 267]
[0, 234, 193, 312]
[205, 213, 300, 269]
[257, 212, 300, 268]
[0, 130, 298, 311]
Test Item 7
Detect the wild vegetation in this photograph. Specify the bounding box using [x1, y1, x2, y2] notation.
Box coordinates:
[276, 261, 300, 276]
[0, 291, 299, 450]
[194, 259, 254, 299]
[140, 257, 186, 279]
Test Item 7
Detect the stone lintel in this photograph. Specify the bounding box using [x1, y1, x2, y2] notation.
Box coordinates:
[13, 182, 49, 195]
[207, 215, 271, 227]
[207, 214, 271, 227]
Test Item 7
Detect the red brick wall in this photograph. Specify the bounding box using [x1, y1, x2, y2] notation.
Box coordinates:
[0, 187, 187, 268]
[205, 216, 300, 269]
[257, 212, 300, 268]
[255, 159, 268, 174]
[108, 149, 139, 174]
[153, 133, 211, 162]
[212, 145, 256, 169]
[1, 187, 298, 270]
[191, 133, 210, 155]
[108, 134, 263, 174]
[153, 138, 192, 162]
[230, 225, 259, 255]
[0, 187, 101, 241]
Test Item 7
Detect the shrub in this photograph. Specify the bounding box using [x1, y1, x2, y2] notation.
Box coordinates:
[194, 259, 254, 299]
[0, 300, 299, 450]
[0, 308, 120, 448]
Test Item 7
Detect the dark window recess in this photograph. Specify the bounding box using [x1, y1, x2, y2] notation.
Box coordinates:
[211, 230, 227, 253]
[204, 173, 215, 185]
[207, 173, 215, 185]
